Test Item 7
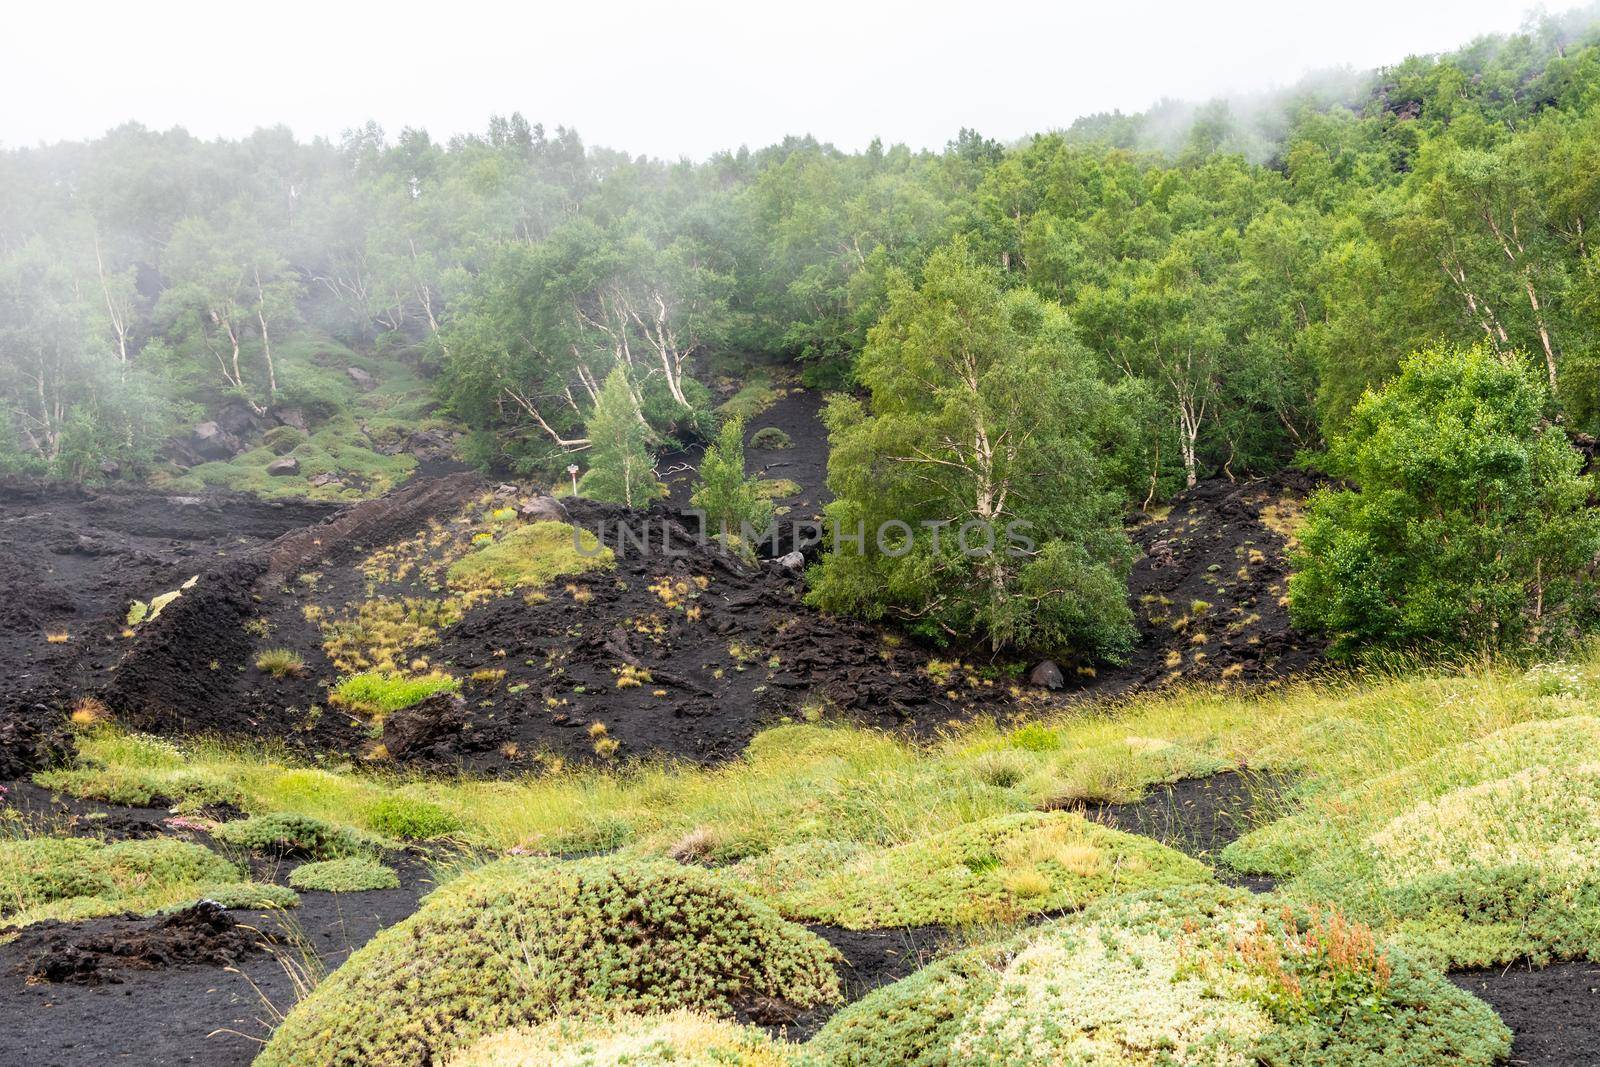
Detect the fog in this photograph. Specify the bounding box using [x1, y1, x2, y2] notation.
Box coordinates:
[3, 0, 1538, 158]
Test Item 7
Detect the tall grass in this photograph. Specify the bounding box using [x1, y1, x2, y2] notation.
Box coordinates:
[48, 649, 1597, 865]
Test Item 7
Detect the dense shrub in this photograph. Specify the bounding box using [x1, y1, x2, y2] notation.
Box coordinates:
[691, 417, 774, 549]
[289, 857, 401, 892]
[1291, 343, 1600, 659]
[446, 1012, 799, 1066]
[213, 812, 373, 859]
[730, 810, 1210, 928]
[256, 857, 840, 1067]
[811, 886, 1510, 1067]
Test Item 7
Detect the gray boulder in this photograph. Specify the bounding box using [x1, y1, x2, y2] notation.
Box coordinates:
[346, 366, 377, 392]
[773, 551, 807, 573]
[519, 496, 568, 523]
[1029, 660, 1065, 690]
[266, 456, 300, 476]
[190, 421, 240, 461]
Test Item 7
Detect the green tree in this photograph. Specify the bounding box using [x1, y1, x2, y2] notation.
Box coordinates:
[1290, 342, 1600, 658]
[809, 243, 1135, 661]
[578, 367, 657, 507]
[691, 417, 773, 550]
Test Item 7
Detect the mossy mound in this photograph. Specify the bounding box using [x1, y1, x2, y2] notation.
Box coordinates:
[446, 520, 611, 593]
[811, 885, 1510, 1067]
[213, 812, 375, 859]
[1226, 715, 1600, 878]
[1225, 716, 1600, 967]
[749, 427, 792, 450]
[730, 810, 1210, 928]
[446, 1012, 802, 1067]
[256, 857, 840, 1067]
[0, 836, 277, 925]
[288, 857, 401, 892]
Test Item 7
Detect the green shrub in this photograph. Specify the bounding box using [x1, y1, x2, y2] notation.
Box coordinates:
[749, 426, 792, 450]
[1290, 342, 1600, 659]
[213, 812, 374, 859]
[255, 647, 305, 678]
[330, 671, 460, 717]
[447, 1012, 799, 1066]
[691, 417, 774, 546]
[730, 810, 1210, 928]
[1006, 723, 1061, 752]
[0, 836, 246, 925]
[811, 886, 1510, 1067]
[256, 857, 841, 1067]
[366, 794, 461, 840]
[289, 857, 401, 892]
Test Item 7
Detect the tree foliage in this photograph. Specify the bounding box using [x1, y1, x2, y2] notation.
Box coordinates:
[577, 367, 657, 508]
[691, 417, 773, 549]
[1291, 343, 1600, 658]
[809, 244, 1136, 660]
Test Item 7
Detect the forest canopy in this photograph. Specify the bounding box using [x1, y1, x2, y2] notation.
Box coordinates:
[5, 8, 1600, 660]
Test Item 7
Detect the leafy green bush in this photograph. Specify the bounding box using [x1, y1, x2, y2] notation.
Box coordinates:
[730, 810, 1210, 928]
[330, 671, 460, 717]
[1291, 343, 1600, 659]
[808, 245, 1137, 663]
[366, 794, 461, 840]
[213, 812, 374, 859]
[577, 367, 658, 508]
[446, 1012, 799, 1067]
[256, 857, 840, 1067]
[691, 417, 774, 547]
[811, 886, 1510, 1067]
[289, 857, 401, 892]
[749, 426, 792, 450]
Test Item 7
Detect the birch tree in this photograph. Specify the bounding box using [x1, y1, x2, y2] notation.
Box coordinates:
[809, 243, 1135, 661]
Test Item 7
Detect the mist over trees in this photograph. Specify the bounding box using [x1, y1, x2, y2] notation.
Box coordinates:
[5, 10, 1600, 659]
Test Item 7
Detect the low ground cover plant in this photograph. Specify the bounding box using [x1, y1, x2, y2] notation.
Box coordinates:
[288, 856, 400, 892]
[446, 520, 611, 593]
[731, 810, 1211, 928]
[810, 885, 1510, 1067]
[330, 670, 461, 718]
[213, 812, 376, 859]
[0, 835, 288, 925]
[445, 1012, 798, 1067]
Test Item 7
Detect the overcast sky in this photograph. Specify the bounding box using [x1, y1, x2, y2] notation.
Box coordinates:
[1, 0, 1546, 159]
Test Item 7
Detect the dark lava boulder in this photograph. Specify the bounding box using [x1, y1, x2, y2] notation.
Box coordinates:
[382, 691, 468, 759]
[0, 701, 72, 779]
